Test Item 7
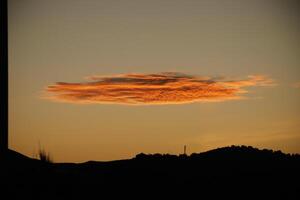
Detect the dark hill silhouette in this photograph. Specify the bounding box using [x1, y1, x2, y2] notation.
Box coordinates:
[1, 145, 300, 199]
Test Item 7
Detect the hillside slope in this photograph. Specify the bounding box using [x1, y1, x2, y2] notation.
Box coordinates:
[1, 145, 300, 198]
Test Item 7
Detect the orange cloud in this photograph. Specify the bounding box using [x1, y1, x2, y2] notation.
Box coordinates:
[292, 82, 300, 88]
[43, 72, 274, 105]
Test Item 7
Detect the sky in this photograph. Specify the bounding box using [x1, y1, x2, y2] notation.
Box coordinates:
[8, 0, 300, 162]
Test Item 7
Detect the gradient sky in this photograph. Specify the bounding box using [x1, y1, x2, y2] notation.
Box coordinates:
[8, 0, 300, 162]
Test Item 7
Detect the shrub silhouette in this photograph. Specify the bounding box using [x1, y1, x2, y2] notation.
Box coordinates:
[38, 148, 52, 163]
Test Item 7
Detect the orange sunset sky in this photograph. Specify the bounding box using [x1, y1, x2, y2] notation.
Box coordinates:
[9, 0, 300, 162]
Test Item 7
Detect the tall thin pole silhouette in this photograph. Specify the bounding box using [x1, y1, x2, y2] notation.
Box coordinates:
[0, 0, 8, 153]
[184, 145, 186, 155]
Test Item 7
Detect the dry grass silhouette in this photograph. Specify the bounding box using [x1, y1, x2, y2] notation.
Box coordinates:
[38, 146, 53, 163]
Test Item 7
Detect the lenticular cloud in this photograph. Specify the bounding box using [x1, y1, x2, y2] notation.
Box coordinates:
[44, 72, 274, 105]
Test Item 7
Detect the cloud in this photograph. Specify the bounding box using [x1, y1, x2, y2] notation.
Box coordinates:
[292, 82, 300, 88]
[43, 72, 274, 105]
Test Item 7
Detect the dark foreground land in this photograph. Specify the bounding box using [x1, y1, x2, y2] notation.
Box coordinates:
[1, 145, 300, 199]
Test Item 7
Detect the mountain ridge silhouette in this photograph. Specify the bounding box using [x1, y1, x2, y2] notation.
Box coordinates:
[2, 145, 300, 199]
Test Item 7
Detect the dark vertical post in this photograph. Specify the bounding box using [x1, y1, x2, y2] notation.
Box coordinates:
[184, 145, 186, 155]
[0, 0, 8, 153]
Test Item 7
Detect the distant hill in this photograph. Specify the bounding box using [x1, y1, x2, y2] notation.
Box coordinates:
[1, 145, 300, 199]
